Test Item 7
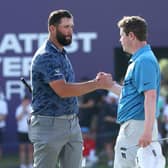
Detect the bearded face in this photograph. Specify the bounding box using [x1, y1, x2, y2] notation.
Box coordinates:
[56, 27, 72, 46]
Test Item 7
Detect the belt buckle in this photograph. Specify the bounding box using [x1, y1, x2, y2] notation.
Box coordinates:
[68, 114, 76, 119]
[57, 114, 76, 120]
[68, 114, 74, 119]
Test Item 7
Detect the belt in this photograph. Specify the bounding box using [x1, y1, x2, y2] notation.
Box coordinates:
[28, 114, 77, 124]
[55, 114, 77, 120]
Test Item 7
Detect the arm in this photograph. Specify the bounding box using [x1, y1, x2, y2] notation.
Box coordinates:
[49, 75, 112, 98]
[16, 108, 27, 121]
[138, 89, 156, 147]
[109, 82, 122, 96]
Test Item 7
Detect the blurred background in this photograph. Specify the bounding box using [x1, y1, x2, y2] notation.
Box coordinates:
[0, 0, 168, 167]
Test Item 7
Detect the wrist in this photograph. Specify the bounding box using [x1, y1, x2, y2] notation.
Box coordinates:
[93, 79, 99, 90]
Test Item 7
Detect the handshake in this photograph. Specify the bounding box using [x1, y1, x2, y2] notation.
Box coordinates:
[94, 72, 115, 90]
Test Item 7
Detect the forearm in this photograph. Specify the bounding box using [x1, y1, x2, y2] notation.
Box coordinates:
[144, 90, 156, 133]
[109, 82, 122, 96]
[50, 79, 99, 98]
[138, 90, 157, 147]
[16, 112, 25, 121]
[59, 80, 98, 97]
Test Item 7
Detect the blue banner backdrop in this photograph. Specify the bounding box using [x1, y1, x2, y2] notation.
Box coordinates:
[0, 0, 168, 153]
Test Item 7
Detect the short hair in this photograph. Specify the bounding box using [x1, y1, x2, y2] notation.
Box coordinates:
[48, 9, 73, 26]
[117, 16, 148, 41]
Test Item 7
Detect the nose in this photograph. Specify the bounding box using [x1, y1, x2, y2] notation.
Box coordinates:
[71, 28, 74, 34]
[68, 26, 73, 33]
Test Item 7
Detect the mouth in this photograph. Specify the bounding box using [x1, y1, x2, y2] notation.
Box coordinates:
[66, 35, 72, 39]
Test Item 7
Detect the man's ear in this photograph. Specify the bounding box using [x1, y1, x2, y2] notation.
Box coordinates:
[128, 32, 136, 40]
[49, 25, 56, 33]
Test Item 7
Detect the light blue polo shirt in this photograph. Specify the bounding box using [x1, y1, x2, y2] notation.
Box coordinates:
[117, 45, 161, 123]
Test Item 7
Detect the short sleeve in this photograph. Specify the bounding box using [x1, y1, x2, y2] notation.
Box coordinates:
[134, 59, 157, 93]
[38, 54, 64, 83]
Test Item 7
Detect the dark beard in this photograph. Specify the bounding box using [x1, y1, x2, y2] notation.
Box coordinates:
[56, 31, 72, 46]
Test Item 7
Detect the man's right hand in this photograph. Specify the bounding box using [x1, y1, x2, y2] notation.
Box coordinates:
[95, 72, 114, 90]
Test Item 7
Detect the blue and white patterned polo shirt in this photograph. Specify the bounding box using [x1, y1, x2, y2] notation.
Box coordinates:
[30, 40, 78, 116]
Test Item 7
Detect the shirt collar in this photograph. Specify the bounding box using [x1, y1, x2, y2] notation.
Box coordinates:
[129, 44, 151, 64]
[46, 40, 67, 55]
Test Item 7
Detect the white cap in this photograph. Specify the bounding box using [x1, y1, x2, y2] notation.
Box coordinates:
[135, 142, 165, 168]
